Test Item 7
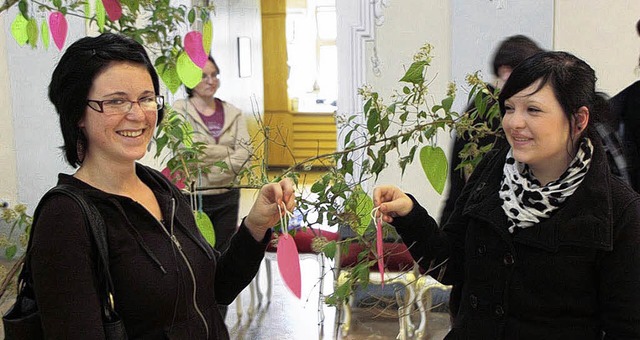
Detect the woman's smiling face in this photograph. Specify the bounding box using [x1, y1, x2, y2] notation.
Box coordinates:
[501, 80, 577, 183]
[79, 61, 158, 166]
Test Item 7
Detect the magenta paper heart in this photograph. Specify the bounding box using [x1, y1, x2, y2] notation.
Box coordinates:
[101, 0, 122, 21]
[48, 12, 67, 51]
[276, 234, 301, 299]
[184, 31, 208, 68]
[376, 218, 385, 287]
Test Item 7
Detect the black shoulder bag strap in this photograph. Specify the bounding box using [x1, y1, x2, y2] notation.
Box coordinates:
[18, 184, 126, 338]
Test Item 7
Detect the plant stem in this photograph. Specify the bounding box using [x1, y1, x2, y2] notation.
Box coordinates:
[0, 0, 19, 14]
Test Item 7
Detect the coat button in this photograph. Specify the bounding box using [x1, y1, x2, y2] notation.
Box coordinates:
[469, 294, 478, 309]
[477, 245, 486, 255]
[503, 253, 515, 265]
[494, 304, 505, 317]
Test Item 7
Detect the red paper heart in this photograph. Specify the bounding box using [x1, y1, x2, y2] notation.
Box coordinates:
[376, 218, 385, 287]
[184, 31, 208, 68]
[48, 12, 67, 51]
[276, 234, 301, 299]
[101, 0, 122, 21]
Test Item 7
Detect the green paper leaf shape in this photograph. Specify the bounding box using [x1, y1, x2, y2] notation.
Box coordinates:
[399, 61, 427, 84]
[96, 0, 106, 31]
[11, 14, 29, 46]
[177, 52, 202, 89]
[41, 20, 50, 49]
[26, 18, 38, 48]
[195, 210, 216, 247]
[420, 145, 448, 195]
[203, 20, 213, 54]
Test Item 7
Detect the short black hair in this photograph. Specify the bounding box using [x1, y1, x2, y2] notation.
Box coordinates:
[185, 55, 219, 97]
[499, 51, 608, 141]
[492, 35, 543, 77]
[48, 33, 163, 168]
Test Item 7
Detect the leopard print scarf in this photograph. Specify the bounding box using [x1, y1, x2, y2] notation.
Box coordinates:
[499, 138, 593, 233]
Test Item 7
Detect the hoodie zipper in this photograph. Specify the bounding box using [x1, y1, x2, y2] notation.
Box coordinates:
[160, 198, 210, 339]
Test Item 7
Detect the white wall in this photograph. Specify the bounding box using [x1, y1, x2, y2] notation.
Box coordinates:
[554, 0, 640, 95]
[0, 15, 18, 206]
[361, 0, 452, 216]
[2, 8, 83, 211]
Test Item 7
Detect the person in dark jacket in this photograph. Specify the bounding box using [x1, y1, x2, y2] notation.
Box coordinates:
[31, 33, 295, 339]
[374, 51, 640, 339]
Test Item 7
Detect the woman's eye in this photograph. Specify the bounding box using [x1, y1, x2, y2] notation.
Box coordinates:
[105, 99, 126, 106]
[139, 96, 155, 104]
[528, 107, 541, 113]
[504, 105, 514, 113]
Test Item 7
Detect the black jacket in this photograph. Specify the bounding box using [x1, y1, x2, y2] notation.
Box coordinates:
[393, 141, 640, 339]
[31, 164, 269, 339]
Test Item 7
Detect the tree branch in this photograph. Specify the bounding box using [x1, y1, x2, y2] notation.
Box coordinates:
[0, 0, 20, 14]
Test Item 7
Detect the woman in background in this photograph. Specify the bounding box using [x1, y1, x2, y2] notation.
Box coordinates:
[173, 56, 251, 255]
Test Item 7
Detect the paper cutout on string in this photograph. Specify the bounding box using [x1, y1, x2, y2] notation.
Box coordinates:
[101, 0, 122, 21]
[41, 20, 50, 49]
[184, 31, 208, 68]
[195, 210, 216, 247]
[26, 18, 38, 48]
[276, 204, 301, 299]
[48, 12, 68, 51]
[203, 21, 213, 56]
[177, 52, 202, 89]
[10, 13, 28, 46]
[372, 207, 385, 287]
[95, 0, 106, 31]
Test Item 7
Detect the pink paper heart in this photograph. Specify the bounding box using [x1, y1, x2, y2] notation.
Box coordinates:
[184, 31, 208, 68]
[376, 218, 385, 287]
[161, 167, 185, 190]
[48, 12, 67, 51]
[101, 0, 122, 21]
[276, 234, 301, 299]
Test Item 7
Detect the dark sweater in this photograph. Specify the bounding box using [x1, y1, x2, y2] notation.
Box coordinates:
[30, 164, 269, 339]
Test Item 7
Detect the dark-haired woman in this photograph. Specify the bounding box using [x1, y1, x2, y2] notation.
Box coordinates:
[172, 56, 251, 256]
[32, 32, 294, 339]
[374, 51, 640, 339]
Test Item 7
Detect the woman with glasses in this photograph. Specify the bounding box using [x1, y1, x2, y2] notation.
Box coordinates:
[172, 56, 251, 255]
[29, 33, 294, 339]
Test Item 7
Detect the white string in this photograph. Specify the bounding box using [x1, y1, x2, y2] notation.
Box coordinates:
[277, 203, 295, 235]
[370, 206, 382, 222]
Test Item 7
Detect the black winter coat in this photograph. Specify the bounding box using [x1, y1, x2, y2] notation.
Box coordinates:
[393, 142, 640, 339]
[31, 164, 268, 339]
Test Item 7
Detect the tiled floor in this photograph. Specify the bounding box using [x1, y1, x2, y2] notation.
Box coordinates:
[225, 257, 451, 339]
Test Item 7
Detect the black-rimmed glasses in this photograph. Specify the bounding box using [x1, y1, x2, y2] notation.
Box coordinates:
[87, 95, 164, 115]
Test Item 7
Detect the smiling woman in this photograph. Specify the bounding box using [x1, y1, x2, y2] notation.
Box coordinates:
[374, 51, 640, 339]
[19, 32, 295, 339]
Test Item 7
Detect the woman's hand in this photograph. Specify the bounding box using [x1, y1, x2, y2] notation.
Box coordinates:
[245, 178, 296, 241]
[373, 185, 413, 223]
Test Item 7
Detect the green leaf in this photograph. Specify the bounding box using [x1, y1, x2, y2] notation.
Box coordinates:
[202, 20, 213, 54]
[310, 181, 325, 194]
[419, 146, 448, 195]
[11, 14, 28, 46]
[41, 20, 49, 49]
[399, 61, 426, 84]
[5, 245, 17, 260]
[402, 86, 411, 94]
[158, 63, 182, 94]
[213, 160, 229, 170]
[351, 188, 373, 236]
[188, 8, 196, 24]
[442, 96, 454, 112]
[323, 241, 337, 259]
[53, 0, 62, 8]
[26, 18, 38, 48]
[195, 210, 215, 247]
[18, 0, 28, 19]
[95, 0, 106, 31]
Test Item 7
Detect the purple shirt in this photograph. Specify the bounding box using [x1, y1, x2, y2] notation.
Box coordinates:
[196, 98, 225, 143]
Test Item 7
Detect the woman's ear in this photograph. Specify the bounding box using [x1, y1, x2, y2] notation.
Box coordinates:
[573, 106, 590, 136]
